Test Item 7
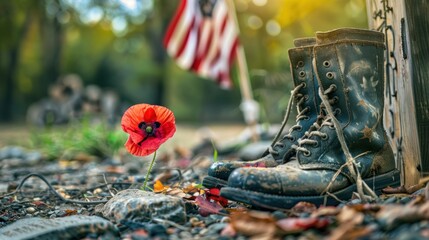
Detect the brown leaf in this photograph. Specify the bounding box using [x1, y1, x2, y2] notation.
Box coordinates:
[376, 201, 429, 230]
[64, 209, 77, 216]
[291, 201, 317, 215]
[337, 206, 364, 225]
[195, 196, 224, 216]
[230, 211, 278, 239]
[182, 183, 202, 194]
[310, 206, 340, 218]
[166, 188, 187, 198]
[329, 225, 373, 240]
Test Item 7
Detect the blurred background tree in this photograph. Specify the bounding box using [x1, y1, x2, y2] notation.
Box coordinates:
[0, 0, 367, 124]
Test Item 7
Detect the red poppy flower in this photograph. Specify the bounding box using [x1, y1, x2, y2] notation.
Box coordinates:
[121, 104, 176, 156]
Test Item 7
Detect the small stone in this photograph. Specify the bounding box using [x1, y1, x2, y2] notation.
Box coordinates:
[147, 224, 167, 237]
[207, 223, 228, 234]
[26, 207, 36, 214]
[272, 211, 287, 220]
[220, 217, 230, 223]
[8, 146, 25, 158]
[179, 231, 192, 239]
[383, 196, 397, 204]
[93, 188, 103, 194]
[101, 189, 186, 224]
[199, 228, 209, 236]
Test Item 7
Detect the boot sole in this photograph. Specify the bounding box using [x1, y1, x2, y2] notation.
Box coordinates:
[220, 169, 401, 210]
[202, 176, 228, 189]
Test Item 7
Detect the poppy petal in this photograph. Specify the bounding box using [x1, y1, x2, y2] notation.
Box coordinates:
[121, 104, 149, 133]
[152, 105, 175, 126]
[157, 122, 176, 141]
[144, 107, 157, 122]
[125, 137, 157, 156]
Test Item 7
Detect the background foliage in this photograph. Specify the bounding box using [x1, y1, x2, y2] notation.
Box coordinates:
[0, 0, 368, 124]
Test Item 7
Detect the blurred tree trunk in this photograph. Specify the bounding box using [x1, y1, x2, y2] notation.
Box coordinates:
[38, 2, 63, 98]
[0, 3, 31, 122]
[148, 0, 175, 106]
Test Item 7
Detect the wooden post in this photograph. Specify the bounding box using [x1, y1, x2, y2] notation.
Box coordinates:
[226, 0, 260, 142]
[366, 0, 429, 187]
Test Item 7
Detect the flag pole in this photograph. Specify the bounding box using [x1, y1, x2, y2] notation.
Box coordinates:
[226, 0, 260, 142]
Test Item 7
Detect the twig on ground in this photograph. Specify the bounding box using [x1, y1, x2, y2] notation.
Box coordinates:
[152, 217, 190, 231]
[0, 173, 108, 205]
[103, 174, 115, 197]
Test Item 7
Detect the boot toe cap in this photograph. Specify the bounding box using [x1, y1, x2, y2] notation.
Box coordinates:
[226, 164, 350, 196]
[207, 161, 241, 180]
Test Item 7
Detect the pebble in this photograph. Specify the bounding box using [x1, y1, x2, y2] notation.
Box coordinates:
[220, 217, 230, 223]
[147, 224, 168, 237]
[207, 223, 228, 234]
[26, 207, 36, 214]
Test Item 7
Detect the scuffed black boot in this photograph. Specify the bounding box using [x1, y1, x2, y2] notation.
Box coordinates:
[221, 28, 400, 209]
[202, 38, 322, 188]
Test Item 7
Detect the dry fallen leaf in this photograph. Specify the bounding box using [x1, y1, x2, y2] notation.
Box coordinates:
[291, 201, 317, 215]
[329, 225, 374, 240]
[153, 180, 169, 193]
[376, 201, 429, 230]
[310, 206, 340, 218]
[195, 196, 225, 216]
[337, 206, 365, 225]
[230, 211, 278, 239]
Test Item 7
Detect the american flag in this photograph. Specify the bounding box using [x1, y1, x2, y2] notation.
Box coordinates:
[163, 0, 239, 89]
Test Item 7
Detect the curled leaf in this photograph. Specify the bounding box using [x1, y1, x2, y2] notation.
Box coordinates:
[195, 196, 224, 217]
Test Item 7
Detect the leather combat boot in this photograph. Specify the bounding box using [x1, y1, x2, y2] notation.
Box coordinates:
[221, 28, 401, 209]
[202, 37, 322, 189]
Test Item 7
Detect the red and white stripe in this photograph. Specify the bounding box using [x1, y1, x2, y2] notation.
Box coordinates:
[163, 0, 239, 88]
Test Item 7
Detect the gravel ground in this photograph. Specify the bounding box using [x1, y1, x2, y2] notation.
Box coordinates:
[1, 124, 429, 239]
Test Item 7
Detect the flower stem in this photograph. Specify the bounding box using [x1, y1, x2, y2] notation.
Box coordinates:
[142, 151, 157, 191]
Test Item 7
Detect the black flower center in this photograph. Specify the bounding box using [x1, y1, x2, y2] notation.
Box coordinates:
[137, 121, 161, 146]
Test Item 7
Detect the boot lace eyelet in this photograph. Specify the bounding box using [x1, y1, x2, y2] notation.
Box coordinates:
[299, 71, 306, 78]
[323, 61, 331, 68]
[304, 116, 310, 120]
[321, 134, 328, 140]
[333, 96, 339, 103]
[297, 61, 304, 67]
[304, 95, 309, 101]
[326, 72, 335, 79]
[303, 150, 311, 157]
[329, 124, 335, 130]
[301, 82, 307, 88]
[312, 141, 319, 148]
[296, 126, 303, 132]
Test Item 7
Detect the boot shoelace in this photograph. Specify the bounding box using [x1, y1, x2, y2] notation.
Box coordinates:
[268, 82, 307, 157]
[293, 83, 339, 156]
